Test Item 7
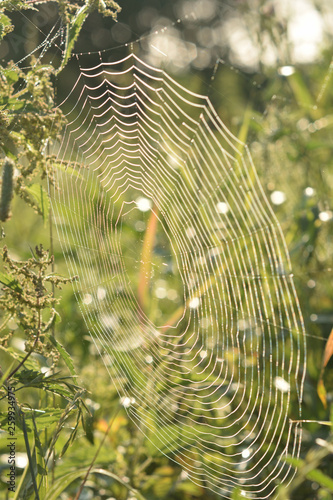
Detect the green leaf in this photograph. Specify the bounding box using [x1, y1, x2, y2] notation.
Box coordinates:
[286, 457, 333, 493]
[305, 140, 333, 151]
[0, 360, 15, 385]
[176, 480, 203, 496]
[232, 487, 247, 500]
[82, 412, 94, 445]
[1, 142, 17, 159]
[31, 413, 48, 496]
[47, 335, 77, 377]
[20, 411, 40, 500]
[43, 469, 86, 500]
[113, 350, 147, 389]
[60, 411, 80, 458]
[55, 162, 83, 180]
[16, 369, 45, 386]
[12, 458, 30, 500]
[0, 271, 22, 292]
[59, 3, 92, 73]
[46, 467, 147, 500]
[0, 13, 12, 41]
[146, 424, 182, 456]
[0, 96, 38, 113]
[287, 71, 318, 119]
[18, 408, 64, 433]
[307, 469, 333, 493]
[0, 345, 39, 371]
[25, 183, 50, 226]
[152, 476, 174, 498]
[41, 382, 75, 400]
[3, 68, 19, 85]
[14, 368, 79, 400]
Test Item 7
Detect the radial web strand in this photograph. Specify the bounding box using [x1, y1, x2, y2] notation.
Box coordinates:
[51, 53, 306, 499]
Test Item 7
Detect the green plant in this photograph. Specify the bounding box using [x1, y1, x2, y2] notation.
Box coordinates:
[0, 1, 332, 499]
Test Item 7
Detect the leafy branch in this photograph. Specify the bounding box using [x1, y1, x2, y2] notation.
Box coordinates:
[0, 244, 77, 373]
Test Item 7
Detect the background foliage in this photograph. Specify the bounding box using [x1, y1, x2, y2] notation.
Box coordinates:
[0, 1, 332, 499]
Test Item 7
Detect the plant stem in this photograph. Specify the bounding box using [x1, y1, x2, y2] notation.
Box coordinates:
[74, 405, 121, 500]
[21, 410, 40, 500]
[48, 166, 56, 484]
[7, 298, 41, 380]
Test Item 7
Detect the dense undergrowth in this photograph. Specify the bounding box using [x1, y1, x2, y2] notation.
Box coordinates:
[0, 1, 332, 499]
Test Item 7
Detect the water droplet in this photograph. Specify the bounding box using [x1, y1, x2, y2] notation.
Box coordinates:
[278, 66, 295, 76]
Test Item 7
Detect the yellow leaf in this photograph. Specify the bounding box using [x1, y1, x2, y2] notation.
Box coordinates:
[317, 379, 327, 409]
[317, 328, 333, 408]
[323, 328, 333, 368]
[138, 207, 159, 311]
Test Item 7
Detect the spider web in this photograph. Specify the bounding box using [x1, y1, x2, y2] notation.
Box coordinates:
[51, 51, 306, 499]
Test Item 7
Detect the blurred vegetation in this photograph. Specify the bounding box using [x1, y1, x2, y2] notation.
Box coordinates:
[0, 1, 332, 499]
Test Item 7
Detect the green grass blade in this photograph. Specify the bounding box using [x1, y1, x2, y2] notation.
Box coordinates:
[46, 467, 147, 500]
[20, 410, 40, 500]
